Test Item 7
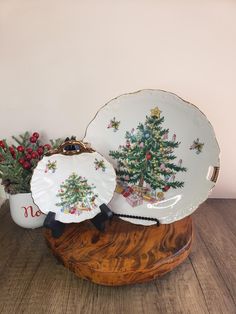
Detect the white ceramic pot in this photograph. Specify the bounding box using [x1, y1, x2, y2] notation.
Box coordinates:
[9, 193, 46, 229]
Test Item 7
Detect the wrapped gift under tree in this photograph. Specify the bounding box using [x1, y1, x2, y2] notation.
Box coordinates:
[126, 193, 143, 207]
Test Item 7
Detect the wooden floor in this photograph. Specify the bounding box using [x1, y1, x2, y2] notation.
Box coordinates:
[0, 199, 235, 314]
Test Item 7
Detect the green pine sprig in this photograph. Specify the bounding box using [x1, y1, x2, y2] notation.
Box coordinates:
[0, 132, 63, 194]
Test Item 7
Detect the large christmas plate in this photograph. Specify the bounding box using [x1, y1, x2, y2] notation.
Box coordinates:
[84, 89, 220, 225]
[31, 152, 116, 223]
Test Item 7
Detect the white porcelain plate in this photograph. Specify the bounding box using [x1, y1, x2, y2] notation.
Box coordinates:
[31, 152, 116, 223]
[84, 89, 220, 225]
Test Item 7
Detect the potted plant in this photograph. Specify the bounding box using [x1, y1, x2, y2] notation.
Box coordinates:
[0, 132, 63, 229]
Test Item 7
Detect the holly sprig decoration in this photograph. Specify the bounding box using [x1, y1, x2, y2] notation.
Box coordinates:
[0, 132, 63, 194]
[94, 158, 106, 172]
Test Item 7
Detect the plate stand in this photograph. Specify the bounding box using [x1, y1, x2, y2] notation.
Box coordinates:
[44, 215, 193, 286]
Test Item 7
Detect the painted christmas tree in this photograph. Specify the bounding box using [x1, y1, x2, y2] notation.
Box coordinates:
[56, 172, 98, 214]
[109, 107, 187, 193]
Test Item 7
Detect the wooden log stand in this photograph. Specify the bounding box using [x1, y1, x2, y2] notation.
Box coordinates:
[44, 216, 193, 286]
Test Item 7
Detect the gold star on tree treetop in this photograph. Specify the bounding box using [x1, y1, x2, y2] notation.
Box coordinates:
[150, 107, 161, 118]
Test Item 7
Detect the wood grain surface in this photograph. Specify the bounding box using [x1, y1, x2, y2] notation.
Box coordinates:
[0, 199, 235, 314]
[44, 216, 192, 286]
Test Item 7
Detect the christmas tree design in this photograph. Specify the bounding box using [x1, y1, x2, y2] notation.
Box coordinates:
[109, 107, 187, 198]
[56, 172, 98, 215]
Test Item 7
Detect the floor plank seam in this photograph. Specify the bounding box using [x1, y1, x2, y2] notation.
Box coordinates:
[204, 201, 236, 239]
[197, 229, 236, 307]
[216, 204, 236, 238]
[15, 254, 44, 312]
[188, 256, 211, 314]
[0, 204, 10, 219]
[64, 273, 73, 314]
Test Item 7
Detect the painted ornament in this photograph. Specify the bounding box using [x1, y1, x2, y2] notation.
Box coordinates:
[160, 163, 165, 170]
[126, 140, 131, 148]
[163, 132, 169, 140]
[146, 152, 152, 160]
[162, 185, 170, 192]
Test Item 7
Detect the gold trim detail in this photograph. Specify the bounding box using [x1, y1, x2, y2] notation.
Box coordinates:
[211, 166, 220, 183]
[46, 140, 94, 156]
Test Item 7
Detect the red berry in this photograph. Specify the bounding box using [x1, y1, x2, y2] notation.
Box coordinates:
[0, 140, 5, 149]
[26, 154, 32, 160]
[32, 132, 39, 139]
[44, 144, 51, 151]
[23, 161, 31, 169]
[31, 151, 39, 159]
[17, 145, 25, 152]
[18, 158, 25, 165]
[30, 136, 37, 143]
[9, 146, 16, 158]
[26, 147, 33, 153]
[37, 147, 44, 156]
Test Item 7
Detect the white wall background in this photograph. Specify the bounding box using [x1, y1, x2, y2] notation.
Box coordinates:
[0, 0, 235, 198]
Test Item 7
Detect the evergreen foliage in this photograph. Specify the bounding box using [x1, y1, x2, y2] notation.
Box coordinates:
[0, 132, 63, 194]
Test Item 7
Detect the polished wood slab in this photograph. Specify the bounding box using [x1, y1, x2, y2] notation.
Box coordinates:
[44, 215, 193, 286]
[0, 199, 236, 314]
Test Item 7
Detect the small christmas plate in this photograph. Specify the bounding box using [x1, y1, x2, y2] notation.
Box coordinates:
[31, 151, 116, 223]
[84, 89, 220, 225]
